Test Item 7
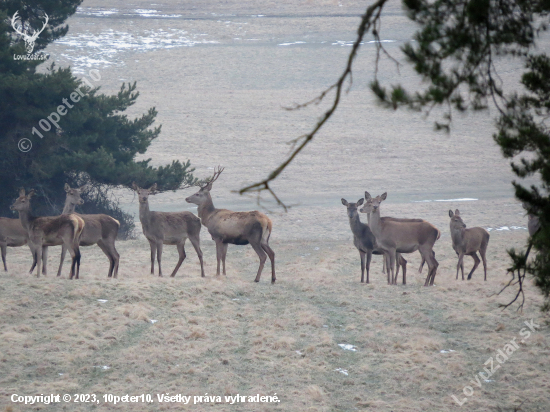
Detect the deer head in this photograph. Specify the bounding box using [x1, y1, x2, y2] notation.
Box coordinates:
[64, 183, 88, 208]
[10, 188, 35, 212]
[449, 209, 467, 230]
[362, 191, 387, 213]
[185, 166, 224, 205]
[11, 11, 49, 54]
[341, 198, 364, 219]
[132, 183, 158, 204]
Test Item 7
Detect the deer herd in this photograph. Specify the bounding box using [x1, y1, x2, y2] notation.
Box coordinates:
[0, 166, 539, 286]
[1, 167, 276, 283]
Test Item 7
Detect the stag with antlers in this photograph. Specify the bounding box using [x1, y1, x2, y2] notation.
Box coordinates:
[186, 167, 276, 283]
[11, 11, 49, 54]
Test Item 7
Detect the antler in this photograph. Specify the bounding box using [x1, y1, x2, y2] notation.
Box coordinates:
[11, 11, 26, 37]
[198, 166, 225, 188]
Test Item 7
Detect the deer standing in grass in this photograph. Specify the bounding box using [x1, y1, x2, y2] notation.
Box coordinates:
[0, 217, 29, 271]
[362, 192, 440, 286]
[448, 209, 490, 281]
[53, 184, 120, 278]
[342, 198, 407, 284]
[360, 203, 434, 280]
[133, 183, 204, 278]
[185, 167, 275, 283]
[10, 189, 84, 279]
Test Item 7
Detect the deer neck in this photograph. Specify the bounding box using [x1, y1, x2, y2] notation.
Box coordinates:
[348, 212, 365, 237]
[197, 195, 216, 224]
[450, 225, 464, 245]
[62, 198, 76, 215]
[138, 200, 152, 228]
[369, 207, 383, 237]
[16, 208, 34, 231]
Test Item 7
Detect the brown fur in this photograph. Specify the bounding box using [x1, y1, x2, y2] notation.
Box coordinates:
[52, 185, 121, 278]
[133, 183, 204, 278]
[185, 168, 275, 283]
[342, 198, 408, 284]
[449, 209, 490, 281]
[362, 192, 440, 286]
[10, 189, 84, 279]
[0, 217, 29, 271]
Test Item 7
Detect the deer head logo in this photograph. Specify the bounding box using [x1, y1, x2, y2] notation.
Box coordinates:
[11, 11, 49, 54]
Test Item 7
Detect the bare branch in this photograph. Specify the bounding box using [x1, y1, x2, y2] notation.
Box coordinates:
[239, 0, 390, 205]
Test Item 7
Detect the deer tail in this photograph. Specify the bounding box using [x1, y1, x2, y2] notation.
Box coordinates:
[262, 218, 272, 244]
[68, 215, 85, 243]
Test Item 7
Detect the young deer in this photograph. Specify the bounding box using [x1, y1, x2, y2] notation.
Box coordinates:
[363, 192, 440, 286]
[448, 209, 490, 280]
[55, 184, 120, 278]
[185, 167, 276, 283]
[10, 189, 84, 279]
[342, 198, 407, 284]
[0, 217, 29, 271]
[133, 183, 204, 278]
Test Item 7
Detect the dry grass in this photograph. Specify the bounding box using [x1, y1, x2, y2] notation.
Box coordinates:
[4, 0, 549, 410]
[1, 215, 549, 411]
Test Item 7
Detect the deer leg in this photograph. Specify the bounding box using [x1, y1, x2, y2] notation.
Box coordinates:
[148, 240, 157, 275]
[385, 252, 391, 284]
[456, 252, 465, 281]
[156, 242, 164, 277]
[29, 245, 37, 274]
[1, 243, 7, 271]
[221, 242, 228, 276]
[42, 245, 48, 276]
[97, 240, 115, 278]
[57, 244, 67, 277]
[480, 246, 488, 281]
[395, 252, 400, 283]
[215, 240, 222, 276]
[365, 249, 372, 284]
[189, 233, 205, 278]
[398, 253, 407, 285]
[171, 241, 187, 277]
[68, 243, 81, 280]
[418, 256, 425, 273]
[467, 252, 480, 280]
[261, 242, 276, 284]
[35, 243, 43, 278]
[388, 249, 397, 286]
[105, 238, 120, 279]
[382, 253, 386, 275]
[359, 250, 365, 283]
[251, 241, 267, 283]
[422, 246, 438, 286]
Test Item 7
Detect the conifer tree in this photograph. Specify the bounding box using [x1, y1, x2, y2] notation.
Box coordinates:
[0, 1, 197, 238]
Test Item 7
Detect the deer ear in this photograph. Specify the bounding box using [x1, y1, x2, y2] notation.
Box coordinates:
[449, 210, 454, 218]
[455, 209, 460, 216]
[357, 198, 364, 206]
[522, 202, 529, 210]
[64, 183, 71, 192]
[380, 192, 387, 201]
[365, 191, 372, 200]
[27, 189, 35, 198]
[205, 182, 213, 191]
[150, 183, 158, 192]
[19, 187, 25, 197]
[132, 182, 139, 191]
[341, 198, 348, 206]
[79, 184, 90, 192]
